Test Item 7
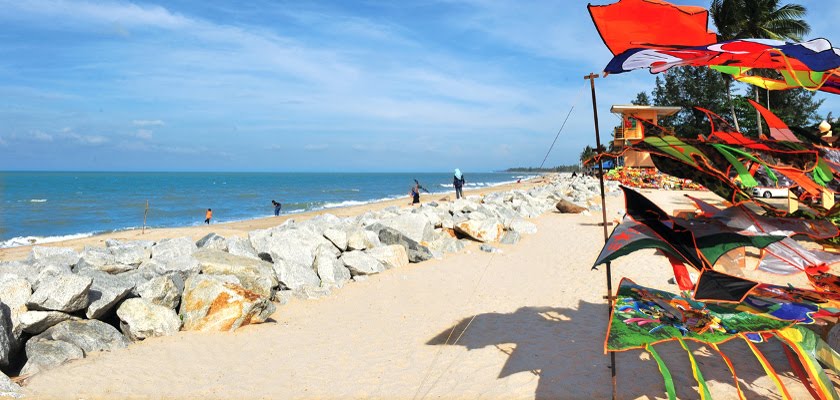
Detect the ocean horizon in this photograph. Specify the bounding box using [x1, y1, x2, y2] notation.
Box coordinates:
[0, 171, 537, 248]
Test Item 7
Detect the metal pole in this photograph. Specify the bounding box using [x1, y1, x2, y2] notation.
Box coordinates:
[585, 72, 617, 400]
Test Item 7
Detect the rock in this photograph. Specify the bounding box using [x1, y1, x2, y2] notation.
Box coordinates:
[0, 261, 38, 287]
[340, 251, 385, 276]
[555, 199, 586, 214]
[0, 306, 10, 368]
[0, 370, 22, 398]
[454, 219, 504, 242]
[479, 244, 501, 253]
[250, 229, 320, 269]
[77, 270, 136, 320]
[74, 247, 116, 272]
[116, 298, 181, 341]
[139, 257, 199, 283]
[151, 237, 197, 262]
[27, 274, 92, 313]
[313, 246, 351, 289]
[196, 233, 227, 251]
[137, 275, 182, 310]
[225, 237, 259, 259]
[425, 235, 466, 254]
[19, 310, 73, 334]
[500, 231, 521, 245]
[28, 246, 80, 269]
[33, 319, 129, 354]
[293, 286, 332, 300]
[0, 276, 31, 349]
[370, 224, 433, 263]
[107, 240, 152, 266]
[20, 339, 84, 376]
[379, 214, 434, 243]
[346, 229, 370, 251]
[272, 259, 321, 291]
[365, 245, 409, 269]
[323, 228, 348, 251]
[508, 218, 538, 234]
[180, 275, 275, 332]
[194, 249, 278, 299]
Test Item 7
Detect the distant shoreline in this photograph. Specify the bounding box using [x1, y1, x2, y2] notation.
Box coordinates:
[0, 174, 552, 262]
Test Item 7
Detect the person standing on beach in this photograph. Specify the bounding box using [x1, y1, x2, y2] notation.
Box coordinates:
[272, 200, 282, 216]
[408, 183, 420, 206]
[453, 169, 465, 199]
[204, 208, 212, 224]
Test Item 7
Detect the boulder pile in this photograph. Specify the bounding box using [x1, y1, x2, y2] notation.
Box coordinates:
[0, 173, 615, 389]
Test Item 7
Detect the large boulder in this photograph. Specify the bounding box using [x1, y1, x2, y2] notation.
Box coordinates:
[32, 319, 129, 354]
[194, 249, 277, 299]
[313, 246, 351, 289]
[196, 233, 227, 251]
[0, 276, 31, 350]
[28, 247, 80, 269]
[150, 237, 197, 263]
[272, 259, 320, 291]
[225, 237, 259, 259]
[340, 251, 385, 276]
[500, 231, 521, 245]
[555, 199, 586, 214]
[365, 245, 409, 269]
[106, 240, 152, 266]
[250, 229, 320, 269]
[116, 298, 182, 341]
[74, 247, 116, 272]
[508, 218, 538, 235]
[179, 275, 275, 332]
[425, 235, 466, 255]
[0, 305, 10, 368]
[20, 339, 84, 376]
[379, 214, 435, 243]
[323, 228, 348, 251]
[77, 270, 136, 320]
[0, 261, 38, 287]
[0, 370, 21, 398]
[137, 275, 182, 310]
[18, 311, 73, 335]
[454, 219, 504, 243]
[27, 274, 92, 313]
[369, 224, 433, 263]
[138, 257, 199, 283]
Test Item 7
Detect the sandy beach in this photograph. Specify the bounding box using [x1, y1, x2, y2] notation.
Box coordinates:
[15, 184, 825, 399]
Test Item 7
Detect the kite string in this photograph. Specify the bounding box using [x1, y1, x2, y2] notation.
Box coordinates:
[539, 82, 588, 170]
[412, 252, 498, 400]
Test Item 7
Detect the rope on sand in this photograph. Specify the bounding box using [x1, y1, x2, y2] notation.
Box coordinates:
[412, 252, 498, 400]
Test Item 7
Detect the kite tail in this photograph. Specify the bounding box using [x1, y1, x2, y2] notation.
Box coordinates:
[780, 338, 823, 400]
[776, 328, 840, 400]
[740, 333, 792, 400]
[677, 338, 711, 400]
[710, 343, 746, 400]
[645, 344, 676, 400]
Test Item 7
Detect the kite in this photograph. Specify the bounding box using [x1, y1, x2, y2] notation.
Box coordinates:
[607, 278, 840, 400]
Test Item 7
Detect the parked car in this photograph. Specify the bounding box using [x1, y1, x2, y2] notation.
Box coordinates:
[752, 186, 790, 199]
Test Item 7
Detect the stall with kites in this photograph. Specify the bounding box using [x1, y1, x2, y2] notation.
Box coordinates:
[586, 0, 840, 398]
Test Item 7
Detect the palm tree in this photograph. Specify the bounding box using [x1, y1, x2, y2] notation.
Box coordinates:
[709, 0, 810, 134]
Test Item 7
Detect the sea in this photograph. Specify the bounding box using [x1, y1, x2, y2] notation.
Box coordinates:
[0, 171, 537, 248]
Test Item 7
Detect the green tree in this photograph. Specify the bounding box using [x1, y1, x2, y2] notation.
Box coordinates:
[579, 145, 595, 163]
[710, 0, 810, 133]
[632, 92, 651, 106]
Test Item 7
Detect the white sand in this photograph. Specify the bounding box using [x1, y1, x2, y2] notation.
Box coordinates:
[19, 188, 827, 399]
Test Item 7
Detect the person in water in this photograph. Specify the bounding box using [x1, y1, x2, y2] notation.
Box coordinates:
[409, 183, 420, 205]
[204, 208, 212, 224]
[453, 169, 465, 199]
[272, 200, 282, 216]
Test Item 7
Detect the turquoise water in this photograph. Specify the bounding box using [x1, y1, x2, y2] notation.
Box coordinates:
[0, 171, 533, 247]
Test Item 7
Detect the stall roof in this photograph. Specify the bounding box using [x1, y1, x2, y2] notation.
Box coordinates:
[610, 105, 681, 116]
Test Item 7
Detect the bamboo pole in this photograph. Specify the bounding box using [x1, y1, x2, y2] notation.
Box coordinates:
[585, 72, 617, 400]
[142, 200, 149, 234]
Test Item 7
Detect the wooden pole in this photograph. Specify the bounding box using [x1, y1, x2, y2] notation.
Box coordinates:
[585, 72, 617, 400]
[142, 200, 149, 235]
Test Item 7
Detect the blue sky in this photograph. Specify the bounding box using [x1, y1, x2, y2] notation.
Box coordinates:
[0, 0, 838, 172]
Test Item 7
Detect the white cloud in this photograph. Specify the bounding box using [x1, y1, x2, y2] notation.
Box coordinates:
[31, 131, 54, 142]
[304, 143, 329, 151]
[132, 119, 165, 126]
[63, 131, 109, 145]
[0, 136, 6, 146]
[135, 129, 153, 140]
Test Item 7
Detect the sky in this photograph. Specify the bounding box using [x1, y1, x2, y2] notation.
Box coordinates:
[0, 0, 838, 172]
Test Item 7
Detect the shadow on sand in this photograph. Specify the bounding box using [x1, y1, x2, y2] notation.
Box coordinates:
[426, 301, 806, 399]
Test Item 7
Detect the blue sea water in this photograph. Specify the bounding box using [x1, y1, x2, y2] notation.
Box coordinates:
[0, 171, 534, 248]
